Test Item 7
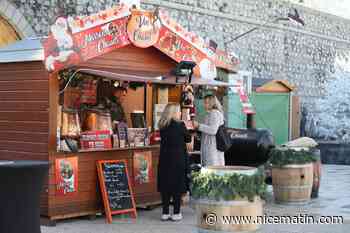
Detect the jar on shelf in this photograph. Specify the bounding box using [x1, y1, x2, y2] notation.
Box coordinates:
[97, 111, 113, 134]
[83, 109, 112, 134]
[61, 109, 81, 137]
[83, 109, 99, 131]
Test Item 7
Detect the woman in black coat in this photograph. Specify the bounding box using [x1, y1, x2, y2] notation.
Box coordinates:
[157, 103, 191, 221]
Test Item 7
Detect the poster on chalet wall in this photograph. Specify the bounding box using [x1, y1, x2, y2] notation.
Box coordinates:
[55, 157, 78, 196]
[133, 151, 152, 185]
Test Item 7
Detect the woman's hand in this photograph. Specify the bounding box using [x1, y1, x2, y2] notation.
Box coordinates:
[192, 120, 199, 129]
[186, 143, 193, 152]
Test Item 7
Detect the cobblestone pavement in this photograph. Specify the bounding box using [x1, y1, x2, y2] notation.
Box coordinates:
[42, 165, 350, 233]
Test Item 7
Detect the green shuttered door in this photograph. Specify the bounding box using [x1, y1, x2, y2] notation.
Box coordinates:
[250, 93, 290, 145]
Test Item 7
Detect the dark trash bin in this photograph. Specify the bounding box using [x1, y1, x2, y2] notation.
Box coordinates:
[310, 148, 322, 198]
[225, 128, 275, 167]
[0, 160, 49, 233]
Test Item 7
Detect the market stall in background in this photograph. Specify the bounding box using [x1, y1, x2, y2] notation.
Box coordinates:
[226, 76, 299, 145]
[0, 3, 242, 224]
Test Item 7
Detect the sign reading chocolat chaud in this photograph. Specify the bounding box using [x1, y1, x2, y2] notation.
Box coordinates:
[127, 9, 160, 48]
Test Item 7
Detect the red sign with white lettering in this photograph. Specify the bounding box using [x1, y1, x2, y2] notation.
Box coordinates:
[74, 17, 130, 61]
[43, 4, 131, 72]
[43, 4, 240, 74]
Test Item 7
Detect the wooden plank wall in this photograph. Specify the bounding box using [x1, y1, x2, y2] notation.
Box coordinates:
[80, 44, 177, 129]
[80, 45, 176, 76]
[0, 61, 50, 215]
[122, 87, 145, 126]
[48, 148, 160, 219]
[168, 85, 182, 103]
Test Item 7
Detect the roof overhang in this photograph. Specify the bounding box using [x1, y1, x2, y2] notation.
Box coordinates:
[0, 38, 44, 63]
[79, 68, 236, 87]
[0, 4, 239, 75]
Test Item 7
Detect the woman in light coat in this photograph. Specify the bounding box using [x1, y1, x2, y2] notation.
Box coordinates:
[193, 95, 225, 166]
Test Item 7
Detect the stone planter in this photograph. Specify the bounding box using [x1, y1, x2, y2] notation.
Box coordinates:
[195, 166, 263, 232]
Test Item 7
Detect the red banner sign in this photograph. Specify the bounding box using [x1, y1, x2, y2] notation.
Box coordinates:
[43, 4, 131, 72]
[215, 49, 240, 72]
[154, 26, 217, 79]
[157, 9, 238, 72]
[43, 4, 239, 74]
[74, 17, 130, 60]
[155, 27, 206, 64]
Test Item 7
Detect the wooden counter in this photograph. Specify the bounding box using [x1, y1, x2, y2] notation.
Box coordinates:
[78, 145, 160, 153]
[47, 145, 160, 222]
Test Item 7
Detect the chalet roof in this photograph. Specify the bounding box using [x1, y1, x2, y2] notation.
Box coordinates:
[0, 8, 239, 72]
[253, 78, 295, 92]
[252, 78, 274, 90]
[0, 38, 44, 63]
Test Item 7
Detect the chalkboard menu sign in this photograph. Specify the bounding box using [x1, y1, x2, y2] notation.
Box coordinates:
[97, 160, 137, 223]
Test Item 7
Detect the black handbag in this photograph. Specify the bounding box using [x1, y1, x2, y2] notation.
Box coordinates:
[216, 124, 232, 152]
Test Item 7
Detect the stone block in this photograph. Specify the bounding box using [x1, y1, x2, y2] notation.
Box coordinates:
[4, 1, 16, 17]
[10, 7, 22, 24]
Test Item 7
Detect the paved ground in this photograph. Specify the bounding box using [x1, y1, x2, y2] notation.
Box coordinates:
[42, 165, 350, 233]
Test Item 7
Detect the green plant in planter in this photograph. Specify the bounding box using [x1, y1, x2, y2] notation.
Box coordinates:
[190, 168, 267, 202]
[268, 148, 317, 167]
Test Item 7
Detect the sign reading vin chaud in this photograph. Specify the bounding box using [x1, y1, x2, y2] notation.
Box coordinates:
[127, 9, 161, 48]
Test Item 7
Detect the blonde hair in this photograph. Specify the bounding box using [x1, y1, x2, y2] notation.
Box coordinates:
[158, 103, 181, 129]
[204, 95, 223, 112]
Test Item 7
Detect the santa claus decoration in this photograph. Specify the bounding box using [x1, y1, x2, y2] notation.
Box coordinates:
[44, 17, 81, 72]
[181, 85, 196, 124]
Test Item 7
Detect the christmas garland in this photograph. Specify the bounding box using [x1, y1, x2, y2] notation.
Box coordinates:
[59, 69, 84, 88]
[190, 168, 267, 202]
[268, 148, 317, 167]
[129, 82, 145, 90]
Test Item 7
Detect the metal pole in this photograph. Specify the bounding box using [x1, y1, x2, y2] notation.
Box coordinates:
[225, 17, 289, 45]
[246, 113, 256, 129]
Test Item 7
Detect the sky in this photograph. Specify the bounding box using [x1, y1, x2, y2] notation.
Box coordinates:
[289, 0, 350, 19]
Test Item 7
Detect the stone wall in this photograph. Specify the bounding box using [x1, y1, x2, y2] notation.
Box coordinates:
[2, 0, 350, 139]
[141, 1, 350, 104]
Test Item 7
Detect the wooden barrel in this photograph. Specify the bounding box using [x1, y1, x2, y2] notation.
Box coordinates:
[310, 149, 322, 198]
[272, 163, 313, 203]
[195, 166, 263, 232]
